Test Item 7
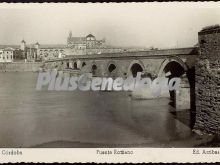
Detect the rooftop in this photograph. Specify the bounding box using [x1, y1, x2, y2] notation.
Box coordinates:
[39, 44, 66, 49]
[0, 45, 20, 49]
[68, 37, 86, 44]
[86, 34, 95, 38]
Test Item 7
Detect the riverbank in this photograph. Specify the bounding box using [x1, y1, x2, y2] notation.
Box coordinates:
[32, 134, 219, 148]
[0, 62, 42, 72]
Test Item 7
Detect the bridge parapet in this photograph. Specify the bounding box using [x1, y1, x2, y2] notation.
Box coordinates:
[44, 47, 198, 62]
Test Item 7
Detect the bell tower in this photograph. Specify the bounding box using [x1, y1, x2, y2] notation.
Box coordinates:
[67, 30, 73, 46]
[20, 39, 26, 51]
[69, 30, 72, 38]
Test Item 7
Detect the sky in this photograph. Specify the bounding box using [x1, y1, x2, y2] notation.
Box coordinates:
[0, 3, 220, 48]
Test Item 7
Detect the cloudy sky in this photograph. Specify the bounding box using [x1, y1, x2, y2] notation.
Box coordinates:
[0, 3, 220, 48]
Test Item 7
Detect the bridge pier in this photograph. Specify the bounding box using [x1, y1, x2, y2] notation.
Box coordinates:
[62, 61, 68, 70]
[77, 60, 82, 69]
[69, 60, 73, 69]
[174, 75, 191, 110]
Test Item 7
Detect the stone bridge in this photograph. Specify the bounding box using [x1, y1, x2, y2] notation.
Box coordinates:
[44, 47, 198, 79]
[43, 47, 198, 112]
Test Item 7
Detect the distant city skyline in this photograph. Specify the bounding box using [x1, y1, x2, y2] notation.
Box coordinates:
[0, 3, 220, 48]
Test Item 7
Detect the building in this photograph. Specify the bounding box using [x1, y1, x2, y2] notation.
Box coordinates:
[0, 47, 14, 63]
[65, 31, 128, 56]
[16, 40, 39, 61]
[38, 45, 65, 61]
[67, 31, 105, 49]
[0, 33, 148, 62]
[16, 40, 66, 61]
[25, 45, 39, 61]
[14, 49, 24, 60]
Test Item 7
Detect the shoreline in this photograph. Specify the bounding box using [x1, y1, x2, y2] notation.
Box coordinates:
[0, 62, 42, 72]
[30, 134, 219, 148]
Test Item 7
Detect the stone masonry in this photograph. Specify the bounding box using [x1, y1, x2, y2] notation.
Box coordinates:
[195, 25, 220, 134]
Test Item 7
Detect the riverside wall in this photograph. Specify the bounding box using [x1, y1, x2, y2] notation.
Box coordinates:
[194, 26, 220, 134]
[0, 62, 42, 72]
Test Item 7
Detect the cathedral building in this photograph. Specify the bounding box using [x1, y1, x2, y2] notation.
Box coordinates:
[67, 31, 105, 49]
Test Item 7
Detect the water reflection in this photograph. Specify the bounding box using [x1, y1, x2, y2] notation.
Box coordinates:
[0, 72, 192, 147]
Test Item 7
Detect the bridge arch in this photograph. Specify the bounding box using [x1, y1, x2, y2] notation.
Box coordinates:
[91, 61, 98, 76]
[73, 61, 77, 69]
[158, 57, 195, 128]
[158, 58, 188, 98]
[71, 59, 82, 70]
[106, 61, 118, 75]
[158, 57, 188, 77]
[82, 62, 86, 67]
[108, 64, 116, 73]
[127, 60, 145, 77]
[66, 61, 70, 69]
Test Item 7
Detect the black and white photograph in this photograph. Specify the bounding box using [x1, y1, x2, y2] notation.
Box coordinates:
[0, 2, 220, 163]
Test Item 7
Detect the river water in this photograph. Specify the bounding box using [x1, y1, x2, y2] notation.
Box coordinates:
[0, 72, 194, 147]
